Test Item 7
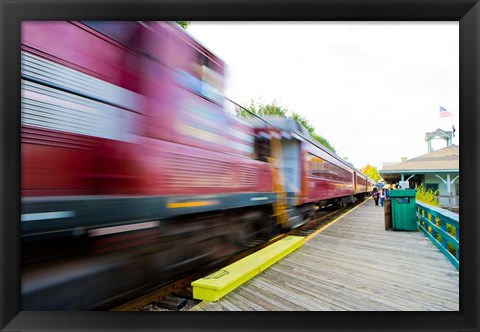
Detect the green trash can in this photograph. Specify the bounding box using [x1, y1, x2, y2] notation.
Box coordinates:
[389, 190, 417, 231]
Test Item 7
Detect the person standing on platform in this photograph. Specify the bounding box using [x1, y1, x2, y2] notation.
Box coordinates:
[380, 189, 385, 207]
[373, 188, 379, 206]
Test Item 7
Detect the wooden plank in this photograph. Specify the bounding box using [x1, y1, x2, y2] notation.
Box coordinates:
[189, 200, 459, 311]
[280, 256, 458, 310]
[264, 263, 425, 311]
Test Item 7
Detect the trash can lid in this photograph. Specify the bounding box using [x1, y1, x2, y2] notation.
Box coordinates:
[389, 189, 417, 198]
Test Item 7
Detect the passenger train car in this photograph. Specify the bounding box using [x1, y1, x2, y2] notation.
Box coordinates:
[21, 21, 373, 310]
[245, 117, 373, 229]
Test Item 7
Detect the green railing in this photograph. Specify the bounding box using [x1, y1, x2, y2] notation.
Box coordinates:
[416, 201, 459, 270]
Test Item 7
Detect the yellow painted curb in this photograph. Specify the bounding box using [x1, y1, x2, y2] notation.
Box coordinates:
[191, 235, 304, 301]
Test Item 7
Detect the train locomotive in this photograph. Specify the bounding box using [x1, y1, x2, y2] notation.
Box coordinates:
[21, 21, 374, 310]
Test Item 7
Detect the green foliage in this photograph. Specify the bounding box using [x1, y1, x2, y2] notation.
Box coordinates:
[421, 193, 457, 258]
[415, 183, 439, 207]
[176, 21, 191, 29]
[311, 133, 335, 152]
[433, 219, 457, 257]
[446, 224, 457, 256]
[447, 224, 457, 256]
[291, 112, 315, 133]
[359, 164, 381, 182]
[236, 100, 336, 153]
[236, 100, 287, 118]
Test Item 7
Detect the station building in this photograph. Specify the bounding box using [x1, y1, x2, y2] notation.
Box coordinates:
[379, 128, 459, 210]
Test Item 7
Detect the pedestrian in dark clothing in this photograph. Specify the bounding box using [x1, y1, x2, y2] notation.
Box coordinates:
[373, 188, 379, 206]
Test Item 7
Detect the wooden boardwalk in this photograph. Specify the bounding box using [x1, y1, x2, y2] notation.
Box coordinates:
[190, 199, 459, 311]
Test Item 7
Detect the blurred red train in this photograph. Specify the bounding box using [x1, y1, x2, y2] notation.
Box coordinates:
[21, 21, 374, 310]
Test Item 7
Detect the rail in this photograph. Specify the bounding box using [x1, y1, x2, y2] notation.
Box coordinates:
[437, 194, 460, 211]
[416, 201, 459, 270]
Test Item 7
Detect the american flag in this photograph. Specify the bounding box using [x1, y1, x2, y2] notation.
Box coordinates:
[439, 106, 452, 118]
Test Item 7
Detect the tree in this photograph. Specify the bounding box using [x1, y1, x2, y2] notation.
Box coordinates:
[235, 100, 336, 153]
[310, 132, 335, 152]
[359, 164, 381, 182]
[400, 157, 408, 162]
[176, 21, 191, 29]
[236, 99, 288, 118]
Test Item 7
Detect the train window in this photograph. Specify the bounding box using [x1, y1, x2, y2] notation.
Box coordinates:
[200, 64, 223, 104]
[309, 153, 351, 183]
[176, 50, 224, 105]
[254, 137, 271, 162]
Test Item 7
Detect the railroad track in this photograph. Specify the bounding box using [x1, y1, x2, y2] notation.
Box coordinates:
[112, 202, 361, 311]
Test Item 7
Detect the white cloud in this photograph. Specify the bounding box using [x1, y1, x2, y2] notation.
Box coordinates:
[188, 21, 459, 169]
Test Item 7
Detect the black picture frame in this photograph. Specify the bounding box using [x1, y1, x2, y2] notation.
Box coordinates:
[1, 0, 478, 331]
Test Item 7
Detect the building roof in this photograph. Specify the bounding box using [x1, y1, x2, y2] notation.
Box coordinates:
[425, 128, 453, 141]
[380, 144, 459, 174]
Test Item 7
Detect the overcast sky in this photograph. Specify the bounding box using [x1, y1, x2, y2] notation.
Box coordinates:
[187, 22, 459, 170]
